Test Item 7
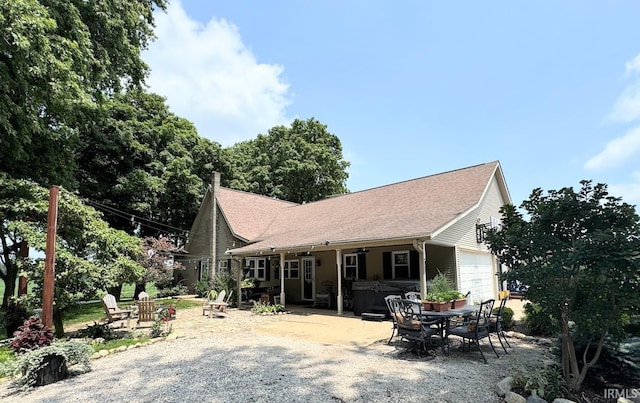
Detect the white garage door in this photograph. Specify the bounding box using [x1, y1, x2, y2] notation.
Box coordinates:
[458, 251, 495, 304]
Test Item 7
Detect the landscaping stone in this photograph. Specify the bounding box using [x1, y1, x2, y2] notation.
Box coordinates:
[552, 399, 576, 403]
[496, 376, 514, 397]
[527, 394, 547, 403]
[98, 349, 109, 357]
[506, 391, 527, 403]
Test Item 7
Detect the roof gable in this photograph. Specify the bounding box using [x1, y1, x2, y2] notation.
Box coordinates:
[227, 161, 507, 254]
[216, 188, 297, 241]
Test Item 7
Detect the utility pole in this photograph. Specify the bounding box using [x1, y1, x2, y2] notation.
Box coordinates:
[42, 186, 59, 329]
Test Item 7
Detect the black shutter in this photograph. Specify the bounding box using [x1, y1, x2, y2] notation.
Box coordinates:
[227, 258, 231, 272]
[265, 258, 271, 281]
[383, 252, 392, 279]
[357, 253, 367, 280]
[409, 250, 419, 279]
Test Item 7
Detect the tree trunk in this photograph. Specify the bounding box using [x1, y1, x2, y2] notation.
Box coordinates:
[560, 301, 581, 391]
[2, 267, 18, 308]
[107, 284, 123, 301]
[52, 309, 64, 338]
[134, 282, 147, 300]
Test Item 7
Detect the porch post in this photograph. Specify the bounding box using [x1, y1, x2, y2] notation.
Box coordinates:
[336, 249, 343, 315]
[236, 256, 242, 308]
[279, 252, 286, 306]
[413, 240, 427, 299]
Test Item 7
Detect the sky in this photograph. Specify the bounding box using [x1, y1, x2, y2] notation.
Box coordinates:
[142, 1, 640, 209]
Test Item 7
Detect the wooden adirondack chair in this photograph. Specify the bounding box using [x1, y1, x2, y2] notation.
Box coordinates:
[102, 294, 132, 328]
[134, 298, 157, 329]
[203, 290, 228, 318]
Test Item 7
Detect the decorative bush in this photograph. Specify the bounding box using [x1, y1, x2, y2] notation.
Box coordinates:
[493, 306, 515, 330]
[4, 341, 93, 390]
[156, 284, 189, 298]
[513, 364, 568, 401]
[195, 281, 210, 298]
[9, 317, 54, 354]
[251, 302, 285, 315]
[150, 319, 171, 338]
[76, 322, 118, 341]
[523, 302, 557, 336]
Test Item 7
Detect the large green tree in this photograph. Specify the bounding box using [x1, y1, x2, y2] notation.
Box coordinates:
[486, 181, 640, 392]
[0, 0, 166, 187]
[226, 118, 350, 203]
[74, 90, 226, 243]
[0, 174, 144, 336]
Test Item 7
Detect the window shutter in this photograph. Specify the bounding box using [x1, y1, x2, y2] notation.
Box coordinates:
[409, 250, 419, 279]
[383, 252, 392, 279]
[357, 253, 367, 280]
[266, 258, 271, 281]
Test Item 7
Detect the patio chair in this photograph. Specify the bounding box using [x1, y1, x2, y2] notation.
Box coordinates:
[203, 290, 228, 318]
[489, 296, 512, 354]
[384, 295, 402, 344]
[448, 298, 499, 364]
[102, 294, 132, 328]
[138, 291, 150, 300]
[395, 299, 438, 355]
[314, 281, 333, 308]
[404, 291, 421, 301]
[134, 298, 157, 329]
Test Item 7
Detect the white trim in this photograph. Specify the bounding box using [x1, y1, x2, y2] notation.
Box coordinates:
[343, 253, 359, 280]
[284, 259, 300, 279]
[392, 250, 410, 279]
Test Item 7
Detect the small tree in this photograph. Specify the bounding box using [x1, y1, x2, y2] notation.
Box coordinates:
[486, 181, 640, 392]
[134, 236, 185, 298]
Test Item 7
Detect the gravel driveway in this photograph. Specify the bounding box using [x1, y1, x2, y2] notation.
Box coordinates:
[0, 306, 549, 403]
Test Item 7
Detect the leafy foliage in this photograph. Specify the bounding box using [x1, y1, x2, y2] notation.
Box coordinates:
[9, 317, 54, 354]
[76, 322, 118, 341]
[0, 0, 167, 188]
[3, 340, 93, 390]
[495, 306, 515, 331]
[226, 118, 350, 203]
[514, 364, 568, 401]
[486, 181, 640, 391]
[523, 302, 557, 336]
[251, 302, 286, 315]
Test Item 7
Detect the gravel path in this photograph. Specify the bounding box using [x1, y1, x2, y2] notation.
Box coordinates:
[0, 307, 550, 403]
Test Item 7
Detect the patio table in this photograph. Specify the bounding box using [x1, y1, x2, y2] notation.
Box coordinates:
[421, 305, 478, 354]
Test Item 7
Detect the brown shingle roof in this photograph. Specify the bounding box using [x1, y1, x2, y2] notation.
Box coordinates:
[227, 161, 505, 254]
[216, 188, 297, 241]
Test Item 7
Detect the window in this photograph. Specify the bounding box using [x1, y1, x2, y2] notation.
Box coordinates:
[217, 259, 228, 273]
[343, 254, 358, 280]
[392, 251, 409, 279]
[285, 260, 299, 279]
[245, 258, 267, 281]
[198, 260, 209, 281]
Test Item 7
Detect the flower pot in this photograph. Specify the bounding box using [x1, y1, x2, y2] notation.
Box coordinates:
[451, 298, 466, 309]
[431, 301, 450, 312]
[422, 301, 433, 311]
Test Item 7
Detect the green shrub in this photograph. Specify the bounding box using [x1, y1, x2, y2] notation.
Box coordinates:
[251, 302, 285, 315]
[523, 302, 557, 336]
[3, 340, 93, 390]
[493, 306, 515, 330]
[195, 281, 210, 298]
[150, 320, 172, 338]
[76, 322, 118, 341]
[156, 284, 189, 298]
[514, 364, 567, 400]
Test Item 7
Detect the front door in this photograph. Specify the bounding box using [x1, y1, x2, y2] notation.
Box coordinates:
[301, 257, 315, 301]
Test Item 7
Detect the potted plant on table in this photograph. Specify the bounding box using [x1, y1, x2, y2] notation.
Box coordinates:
[422, 271, 466, 311]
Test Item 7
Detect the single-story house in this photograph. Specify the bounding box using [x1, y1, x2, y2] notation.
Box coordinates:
[181, 160, 511, 315]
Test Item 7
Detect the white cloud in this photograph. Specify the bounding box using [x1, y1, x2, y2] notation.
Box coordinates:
[584, 126, 640, 171]
[625, 54, 640, 76]
[142, 0, 291, 146]
[609, 82, 640, 122]
[608, 171, 640, 205]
